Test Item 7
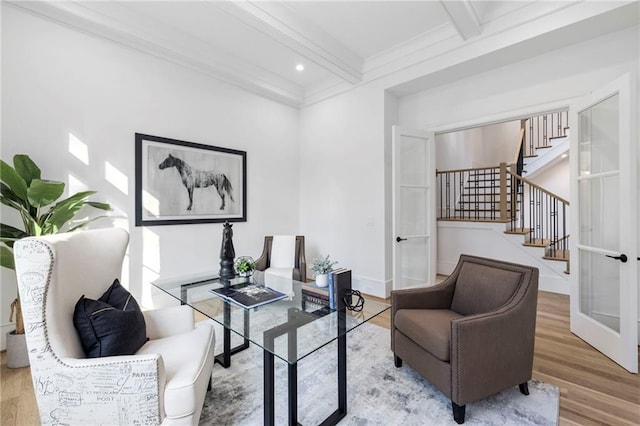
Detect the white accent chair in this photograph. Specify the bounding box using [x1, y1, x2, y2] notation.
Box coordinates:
[255, 235, 306, 282]
[13, 228, 215, 425]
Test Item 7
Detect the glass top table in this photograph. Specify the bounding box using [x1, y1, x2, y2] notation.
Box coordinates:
[152, 270, 390, 426]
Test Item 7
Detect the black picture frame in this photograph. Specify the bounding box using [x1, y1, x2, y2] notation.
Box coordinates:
[135, 133, 247, 226]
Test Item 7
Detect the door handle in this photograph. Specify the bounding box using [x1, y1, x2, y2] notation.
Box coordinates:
[396, 237, 407, 242]
[605, 254, 628, 263]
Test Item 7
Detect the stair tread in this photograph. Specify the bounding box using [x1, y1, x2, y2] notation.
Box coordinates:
[535, 145, 553, 149]
[549, 135, 568, 141]
[543, 255, 570, 262]
[505, 229, 531, 235]
[437, 217, 510, 223]
[523, 238, 550, 247]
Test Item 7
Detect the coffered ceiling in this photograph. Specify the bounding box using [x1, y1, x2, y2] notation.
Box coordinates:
[8, 1, 639, 107]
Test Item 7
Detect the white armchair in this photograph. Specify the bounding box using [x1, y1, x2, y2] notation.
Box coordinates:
[254, 235, 306, 282]
[13, 228, 215, 425]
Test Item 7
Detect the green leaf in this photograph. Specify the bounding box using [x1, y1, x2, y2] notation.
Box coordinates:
[0, 182, 20, 204]
[53, 191, 96, 210]
[0, 245, 15, 270]
[31, 221, 42, 236]
[86, 201, 111, 211]
[0, 194, 26, 211]
[27, 179, 65, 208]
[43, 201, 86, 232]
[0, 160, 28, 201]
[44, 191, 96, 230]
[13, 154, 41, 186]
[0, 224, 29, 247]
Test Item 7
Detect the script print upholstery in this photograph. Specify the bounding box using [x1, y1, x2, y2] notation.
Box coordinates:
[15, 237, 162, 425]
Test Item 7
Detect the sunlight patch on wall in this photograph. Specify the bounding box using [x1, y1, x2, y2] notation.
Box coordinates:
[143, 190, 160, 216]
[105, 201, 127, 229]
[68, 133, 89, 165]
[105, 161, 128, 195]
[142, 227, 160, 307]
[67, 174, 88, 194]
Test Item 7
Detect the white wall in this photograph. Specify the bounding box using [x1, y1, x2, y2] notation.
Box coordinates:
[298, 87, 388, 297]
[435, 120, 520, 170]
[435, 127, 483, 170]
[480, 121, 522, 166]
[528, 156, 570, 201]
[438, 221, 569, 294]
[1, 6, 300, 348]
[398, 26, 639, 131]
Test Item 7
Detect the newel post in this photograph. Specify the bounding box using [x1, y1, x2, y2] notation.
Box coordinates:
[499, 162, 507, 221]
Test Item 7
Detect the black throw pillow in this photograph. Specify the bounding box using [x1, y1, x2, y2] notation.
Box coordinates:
[73, 279, 148, 358]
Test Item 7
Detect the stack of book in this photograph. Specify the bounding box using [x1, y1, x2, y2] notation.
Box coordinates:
[301, 269, 352, 310]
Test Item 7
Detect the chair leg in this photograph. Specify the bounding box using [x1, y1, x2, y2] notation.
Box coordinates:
[452, 401, 466, 424]
[394, 354, 403, 368]
[519, 382, 529, 395]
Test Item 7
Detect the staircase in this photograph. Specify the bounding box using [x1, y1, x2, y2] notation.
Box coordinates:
[453, 167, 514, 221]
[522, 111, 569, 177]
[436, 111, 571, 272]
[437, 164, 570, 272]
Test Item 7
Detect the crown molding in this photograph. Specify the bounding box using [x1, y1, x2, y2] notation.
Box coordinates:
[8, 0, 306, 107]
[216, 1, 363, 84]
[8, 0, 635, 110]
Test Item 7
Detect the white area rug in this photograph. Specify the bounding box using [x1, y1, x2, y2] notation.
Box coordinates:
[200, 322, 559, 425]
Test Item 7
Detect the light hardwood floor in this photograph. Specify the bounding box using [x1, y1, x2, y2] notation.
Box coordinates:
[2, 291, 639, 425]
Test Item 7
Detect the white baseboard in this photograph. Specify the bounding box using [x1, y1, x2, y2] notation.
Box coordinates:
[352, 275, 388, 299]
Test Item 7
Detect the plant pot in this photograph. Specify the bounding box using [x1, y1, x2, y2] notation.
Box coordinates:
[6, 331, 30, 368]
[316, 273, 329, 287]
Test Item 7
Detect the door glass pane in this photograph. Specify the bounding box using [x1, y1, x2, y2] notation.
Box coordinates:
[578, 175, 619, 251]
[579, 250, 620, 332]
[398, 237, 428, 288]
[400, 187, 426, 235]
[400, 136, 427, 186]
[578, 92, 621, 334]
[578, 94, 619, 176]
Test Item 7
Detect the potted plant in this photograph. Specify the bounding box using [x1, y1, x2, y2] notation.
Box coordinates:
[234, 256, 255, 277]
[310, 254, 338, 287]
[0, 154, 111, 368]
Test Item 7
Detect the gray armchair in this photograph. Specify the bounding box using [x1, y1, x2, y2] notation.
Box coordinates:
[391, 254, 539, 424]
[255, 235, 306, 282]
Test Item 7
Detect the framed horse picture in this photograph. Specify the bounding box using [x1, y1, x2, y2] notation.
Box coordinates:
[135, 133, 247, 226]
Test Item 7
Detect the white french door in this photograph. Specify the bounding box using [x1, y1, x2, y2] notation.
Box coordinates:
[569, 74, 638, 373]
[392, 126, 436, 290]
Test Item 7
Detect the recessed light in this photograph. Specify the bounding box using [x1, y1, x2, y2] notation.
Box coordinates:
[561, 153, 568, 159]
[296, 64, 305, 72]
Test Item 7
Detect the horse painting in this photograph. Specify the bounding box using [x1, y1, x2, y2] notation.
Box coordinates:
[158, 154, 234, 211]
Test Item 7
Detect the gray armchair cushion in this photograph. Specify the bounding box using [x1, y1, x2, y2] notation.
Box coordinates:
[450, 262, 523, 316]
[394, 309, 463, 362]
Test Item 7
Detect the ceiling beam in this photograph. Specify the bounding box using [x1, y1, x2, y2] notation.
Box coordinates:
[216, 1, 363, 84]
[440, 0, 482, 40]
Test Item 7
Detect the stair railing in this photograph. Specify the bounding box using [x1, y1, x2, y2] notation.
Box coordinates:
[436, 164, 510, 222]
[506, 165, 570, 260]
[436, 162, 570, 260]
[524, 110, 568, 157]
